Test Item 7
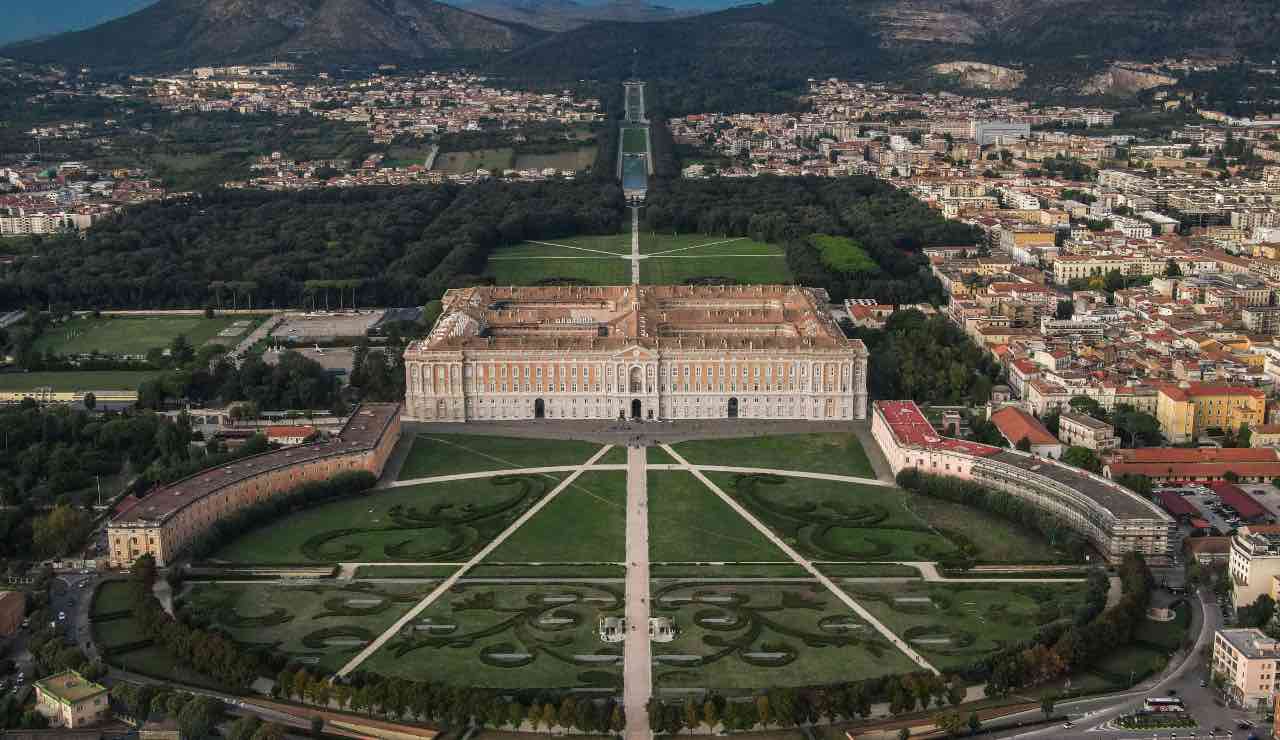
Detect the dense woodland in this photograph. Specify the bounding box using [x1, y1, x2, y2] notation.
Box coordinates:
[849, 310, 1002, 405]
[645, 176, 981, 304]
[0, 180, 623, 310]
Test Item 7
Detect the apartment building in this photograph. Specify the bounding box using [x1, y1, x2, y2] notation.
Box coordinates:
[1213, 629, 1280, 708]
[1156, 382, 1266, 443]
[1229, 526, 1280, 607]
[1058, 411, 1119, 451]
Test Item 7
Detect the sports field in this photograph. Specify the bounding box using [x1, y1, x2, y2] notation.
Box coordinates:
[484, 232, 790, 286]
[33, 315, 254, 357]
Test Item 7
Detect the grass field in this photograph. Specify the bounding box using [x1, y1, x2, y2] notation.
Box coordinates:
[648, 471, 786, 562]
[622, 127, 648, 154]
[0, 370, 163, 391]
[485, 472, 627, 562]
[182, 581, 426, 673]
[903, 492, 1073, 563]
[397, 434, 606, 480]
[214, 475, 562, 564]
[668, 433, 876, 478]
[710, 472, 959, 562]
[1134, 601, 1191, 651]
[850, 581, 1087, 671]
[362, 583, 624, 688]
[651, 582, 917, 689]
[483, 232, 790, 286]
[34, 315, 252, 356]
[811, 235, 879, 274]
[433, 148, 516, 173]
[514, 147, 598, 172]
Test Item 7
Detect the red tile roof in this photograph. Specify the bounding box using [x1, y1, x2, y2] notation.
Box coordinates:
[1155, 490, 1200, 518]
[1110, 447, 1280, 464]
[1159, 383, 1265, 402]
[1207, 482, 1267, 520]
[990, 406, 1058, 447]
[875, 400, 1002, 457]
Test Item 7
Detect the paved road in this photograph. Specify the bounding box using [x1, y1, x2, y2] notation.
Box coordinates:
[623, 446, 652, 740]
[660, 443, 941, 675]
[335, 444, 617, 678]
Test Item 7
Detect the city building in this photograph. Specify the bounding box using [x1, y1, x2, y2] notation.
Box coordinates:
[1104, 447, 1280, 484]
[0, 591, 24, 636]
[264, 425, 317, 446]
[1155, 383, 1266, 443]
[33, 671, 109, 728]
[871, 400, 1178, 562]
[1057, 411, 1119, 451]
[1229, 525, 1280, 607]
[107, 403, 400, 567]
[1212, 628, 1280, 708]
[989, 405, 1063, 458]
[404, 285, 869, 422]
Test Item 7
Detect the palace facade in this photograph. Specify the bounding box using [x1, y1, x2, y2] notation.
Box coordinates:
[403, 285, 868, 422]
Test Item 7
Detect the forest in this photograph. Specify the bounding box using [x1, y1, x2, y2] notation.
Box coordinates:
[849, 310, 1002, 405]
[644, 176, 981, 304]
[0, 180, 623, 310]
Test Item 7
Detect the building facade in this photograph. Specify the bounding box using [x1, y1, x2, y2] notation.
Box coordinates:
[1058, 411, 1119, 451]
[1156, 382, 1266, 443]
[107, 403, 400, 567]
[872, 400, 1177, 563]
[1213, 629, 1280, 708]
[403, 285, 869, 423]
[1229, 525, 1280, 607]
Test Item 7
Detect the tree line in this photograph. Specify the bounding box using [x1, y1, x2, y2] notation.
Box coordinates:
[849, 310, 1002, 405]
[644, 175, 980, 304]
[0, 179, 623, 311]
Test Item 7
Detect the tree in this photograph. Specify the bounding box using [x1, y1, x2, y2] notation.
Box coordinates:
[250, 723, 287, 740]
[898, 729, 911, 740]
[755, 695, 771, 727]
[227, 716, 262, 740]
[967, 711, 981, 734]
[311, 715, 325, 738]
[82, 392, 96, 411]
[703, 699, 721, 730]
[1016, 436, 1033, 452]
[947, 682, 964, 707]
[1040, 695, 1056, 719]
[32, 504, 90, 558]
[936, 711, 963, 736]
[610, 703, 625, 732]
[684, 697, 701, 731]
[177, 696, 222, 739]
[1055, 300, 1073, 320]
[1062, 446, 1102, 473]
[1164, 259, 1182, 277]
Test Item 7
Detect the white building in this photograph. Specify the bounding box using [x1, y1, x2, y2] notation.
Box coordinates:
[1229, 526, 1280, 608]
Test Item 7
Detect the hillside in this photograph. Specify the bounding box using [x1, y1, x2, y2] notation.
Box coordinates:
[3, 0, 545, 68]
[500, 0, 1280, 113]
[458, 0, 701, 32]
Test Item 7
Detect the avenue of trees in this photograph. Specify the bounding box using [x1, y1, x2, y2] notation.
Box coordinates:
[0, 180, 623, 311]
[644, 175, 981, 304]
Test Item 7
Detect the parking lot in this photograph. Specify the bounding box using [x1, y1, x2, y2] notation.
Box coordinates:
[270, 310, 384, 342]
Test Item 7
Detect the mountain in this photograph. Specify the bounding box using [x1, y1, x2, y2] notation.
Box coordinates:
[3, 0, 545, 68]
[499, 0, 1280, 113]
[456, 0, 704, 33]
[0, 0, 158, 46]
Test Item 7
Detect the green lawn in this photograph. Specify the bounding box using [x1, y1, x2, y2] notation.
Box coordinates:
[1134, 601, 1191, 651]
[668, 433, 876, 478]
[0, 370, 163, 391]
[92, 581, 225, 689]
[849, 581, 1087, 672]
[362, 583, 624, 688]
[651, 563, 811, 578]
[640, 256, 791, 285]
[182, 581, 426, 673]
[622, 127, 648, 154]
[902, 492, 1075, 563]
[397, 434, 606, 480]
[353, 564, 460, 579]
[486, 472, 627, 562]
[34, 315, 252, 356]
[214, 475, 563, 564]
[811, 235, 879, 274]
[648, 471, 786, 562]
[709, 472, 959, 562]
[514, 147, 598, 172]
[433, 148, 516, 174]
[650, 582, 918, 689]
[596, 446, 629, 465]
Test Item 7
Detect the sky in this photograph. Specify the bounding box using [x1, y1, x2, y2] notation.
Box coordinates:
[1, 0, 158, 46]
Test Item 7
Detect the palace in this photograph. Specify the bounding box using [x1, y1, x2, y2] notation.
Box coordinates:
[403, 284, 868, 422]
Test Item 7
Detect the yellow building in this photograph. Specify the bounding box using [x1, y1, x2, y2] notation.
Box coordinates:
[34, 671, 109, 728]
[1156, 383, 1266, 444]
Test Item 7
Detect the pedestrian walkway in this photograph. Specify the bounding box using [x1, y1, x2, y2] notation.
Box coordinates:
[630, 206, 641, 284]
[622, 446, 652, 740]
[334, 444, 617, 678]
[660, 443, 941, 676]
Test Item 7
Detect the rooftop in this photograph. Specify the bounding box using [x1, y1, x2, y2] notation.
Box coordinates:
[409, 285, 861, 354]
[1217, 628, 1280, 659]
[110, 403, 399, 526]
[1059, 411, 1112, 432]
[990, 405, 1059, 447]
[33, 671, 106, 704]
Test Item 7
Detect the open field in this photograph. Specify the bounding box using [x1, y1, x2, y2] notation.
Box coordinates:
[0, 370, 163, 391]
[213, 475, 563, 564]
[362, 583, 624, 688]
[648, 471, 786, 562]
[34, 315, 251, 356]
[650, 581, 918, 689]
[432, 148, 516, 173]
[848, 581, 1087, 671]
[485, 471, 627, 562]
[483, 232, 789, 286]
[181, 581, 426, 673]
[902, 492, 1074, 563]
[514, 147, 598, 172]
[668, 433, 876, 479]
[397, 434, 606, 479]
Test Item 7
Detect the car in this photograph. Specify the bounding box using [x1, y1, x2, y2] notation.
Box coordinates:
[1062, 721, 1074, 728]
[57, 612, 65, 621]
[1200, 679, 1208, 687]
[1168, 689, 1177, 695]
